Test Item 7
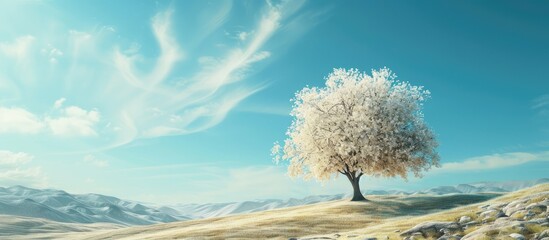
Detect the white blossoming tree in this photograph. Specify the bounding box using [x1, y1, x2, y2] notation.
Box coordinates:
[272, 68, 439, 201]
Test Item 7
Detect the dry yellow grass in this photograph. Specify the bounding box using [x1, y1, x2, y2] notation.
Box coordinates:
[317, 183, 549, 240]
[0, 215, 121, 240]
[64, 193, 501, 239]
[51, 183, 548, 240]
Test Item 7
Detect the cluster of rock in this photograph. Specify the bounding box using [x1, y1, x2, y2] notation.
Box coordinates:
[400, 192, 549, 240]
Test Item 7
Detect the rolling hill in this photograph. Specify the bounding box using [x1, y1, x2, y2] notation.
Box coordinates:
[159, 178, 549, 219]
[60, 183, 549, 240]
[0, 179, 547, 239]
[1, 179, 547, 225]
[0, 215, 121, 239]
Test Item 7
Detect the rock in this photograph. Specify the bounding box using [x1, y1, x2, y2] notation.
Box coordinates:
[288, 238, 298, 240]
[510, 210, 529, 220]
[494, 217, 510, 223]
[459, 216, 472, 224]
[437, 235, 462, 240]
[509, 233, 525, 240]
[406, 232, 423, 239]
[516, 226, 528, 235]
[400, 222, 461, 238]
[505, 206, 524, 216]
[401, 192, 549, 240]
[538, 199, 549, 208]
[362, 238, 377, 240]
[508, 199, 528, 207]
[488, 203, 507, 210]
[527, 217, 549, 226]
[526, 203, 547, 214]
[536, 229, 549, 239]
[463, 220, 479, 228]
[440, 226, 462, 235]
[479, 209, 506, 220]
[462, 219, 525, 239]
[524, 210, 537, 220]
[503, 199, 528, 216]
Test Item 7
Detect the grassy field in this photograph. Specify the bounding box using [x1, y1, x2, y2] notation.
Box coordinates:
[0, 215, 121, 240]
[309, 183, 549, 240]
[67, 193, 503, 239]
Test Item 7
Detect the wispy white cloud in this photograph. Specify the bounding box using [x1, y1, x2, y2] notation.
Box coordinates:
[0, 167, 46, 187]
[0, 35, 35, 62]
[0, 150, 46, 187]
[53, 98, 66, 109]
[103, 2, 305, 146]
[0, 102, 100, 137]
[46, 105, 100, 137]
[100, 25, 116, 33]
[41, 44, 63, 64]
[0, 150, 34, 165]
[237, 31, 249, 41]
[533, 95, 549, 123]
[0, 1, 309, 151]
[437, 151, 549, 172]
[0, 107, 44, 134]
[533, 94, 549, 110]
[83, 154, 109, 168]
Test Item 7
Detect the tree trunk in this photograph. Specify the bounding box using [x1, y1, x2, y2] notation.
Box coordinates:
[349, 175, 367, 201]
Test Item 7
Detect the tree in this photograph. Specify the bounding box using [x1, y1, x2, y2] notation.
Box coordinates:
[272, 68, 439, 201]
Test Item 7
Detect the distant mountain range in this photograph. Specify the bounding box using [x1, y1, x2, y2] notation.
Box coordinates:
[411, 178, 549, 195]
[0, 178, 547, 225]
[0, 186, 186, 226]
[161, 178, 549, 219]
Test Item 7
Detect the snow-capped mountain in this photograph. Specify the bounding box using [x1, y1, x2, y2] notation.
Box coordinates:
[0, 178, 547, 225]
[412, 178, 549, 195]
[0, 186, 186, 226]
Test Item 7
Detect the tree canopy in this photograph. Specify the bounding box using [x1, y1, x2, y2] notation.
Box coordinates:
[272, 68, 439, 200]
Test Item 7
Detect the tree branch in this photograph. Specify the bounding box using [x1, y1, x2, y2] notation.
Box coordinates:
[344, 163, 351, 174]
[343, 171, 353, 182]
[327, 102, 344, 114]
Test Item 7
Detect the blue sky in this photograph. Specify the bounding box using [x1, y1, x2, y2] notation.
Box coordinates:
[0, 0, 547, 204]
